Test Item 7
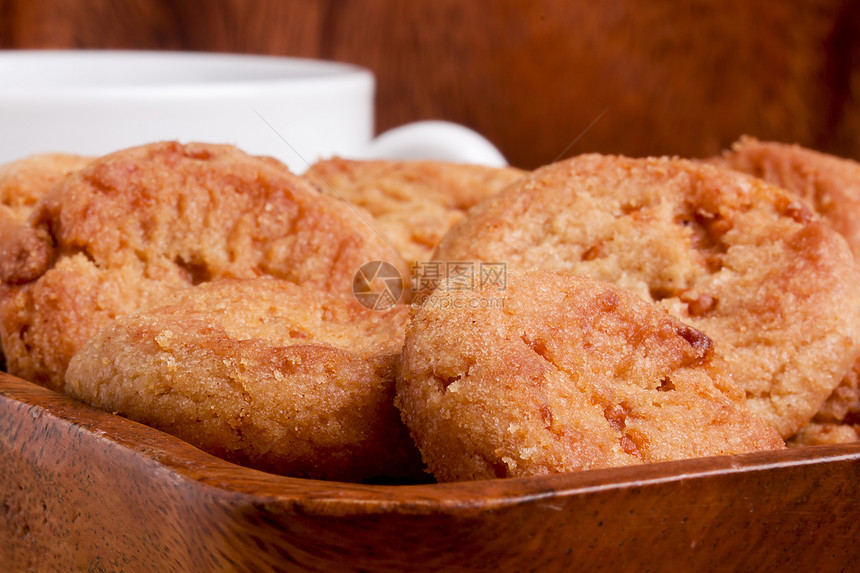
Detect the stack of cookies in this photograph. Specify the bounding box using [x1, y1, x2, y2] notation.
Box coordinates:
[2, 138, 858, 483]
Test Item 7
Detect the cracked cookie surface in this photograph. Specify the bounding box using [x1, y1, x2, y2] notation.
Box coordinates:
[0, 142, 407, 391]
[0, 153, 92, 373]
[397, 270, 784, 482]
[433, 154, 860, 437]
[0, 153, 91, 223]
[305, 157, 524, 263]
[66, 278, 423, 482]
[714, 137, 860, 442]
[714, 136, 860, 259]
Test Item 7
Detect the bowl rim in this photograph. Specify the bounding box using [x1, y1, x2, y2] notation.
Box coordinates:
[3, 370, 857, 519]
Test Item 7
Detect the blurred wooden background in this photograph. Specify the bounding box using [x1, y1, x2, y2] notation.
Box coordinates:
[0, 0, 858, 169]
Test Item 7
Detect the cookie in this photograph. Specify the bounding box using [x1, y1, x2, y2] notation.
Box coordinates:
[787, 422, 859, 447]
[801, 360, 860, 445]
[715, 137, 860, 440]
[66, 278, 423, 482]
[0, 153, 91, 222]
[0, 153, 91, 372]
[433, 154, 860, 437]
[397, 270, 784, 482]
[0, 142, 407, 391]
[713, 136, 860, 258]
[305, 157, 524, 263]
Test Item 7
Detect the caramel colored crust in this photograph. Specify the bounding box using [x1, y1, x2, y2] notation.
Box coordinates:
[715, 136, 860, 259]
[397, 271, 784, 482]
[66, 278, 423, 482]
[787, 422, 860, 447]
[0, 142, 407, 391]
[0, 153, 91, 222]
[814, 361, 860, 425]
[715, 137, 860, 439]
[0, 153, 91, 373]
[305, 157, 525, 263]
[433, 154, 860, 438]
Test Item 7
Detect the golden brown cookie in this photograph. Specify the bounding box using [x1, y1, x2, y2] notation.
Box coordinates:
[0, 153, 91, 372]
[397, 270, 784, 482]
[713, 136, 860, 258]
[66, 278, 423, 482]
[787, 422, 859, 447]
[807, 361, 860, 439]
[714, 137, 860, 438]
[0, 142, 407, 391]
[433, 154, 860, 438]
[305, 157, 524, 263]
[0, 153, 91, 222]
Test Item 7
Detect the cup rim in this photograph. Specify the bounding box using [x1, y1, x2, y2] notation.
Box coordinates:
[0, 50, 373, 98]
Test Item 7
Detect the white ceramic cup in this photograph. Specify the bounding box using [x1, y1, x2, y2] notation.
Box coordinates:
[0, 50, 507, 172]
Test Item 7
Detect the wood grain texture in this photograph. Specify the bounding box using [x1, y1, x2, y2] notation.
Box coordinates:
[2, 371, 860, 571]
[0, 0, 857, 168]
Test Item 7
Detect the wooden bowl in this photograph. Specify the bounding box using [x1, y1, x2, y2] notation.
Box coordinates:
[1, 371, 858, 571]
